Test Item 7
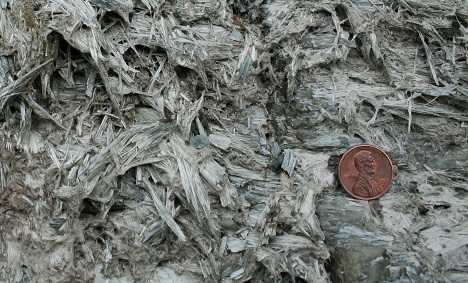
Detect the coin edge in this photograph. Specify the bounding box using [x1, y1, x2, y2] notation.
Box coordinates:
[338, 144, 394, 201]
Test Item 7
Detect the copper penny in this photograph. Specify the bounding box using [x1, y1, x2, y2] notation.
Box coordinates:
[338, 144, 394, 200]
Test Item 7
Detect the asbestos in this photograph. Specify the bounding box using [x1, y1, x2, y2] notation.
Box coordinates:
[0, 0, 467, 282]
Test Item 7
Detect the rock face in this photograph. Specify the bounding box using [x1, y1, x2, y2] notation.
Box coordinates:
[0, 0, 468, 282]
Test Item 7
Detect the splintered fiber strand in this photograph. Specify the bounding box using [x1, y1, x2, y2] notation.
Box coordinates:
[88, 123, 163, 166]
[418, 33, 439, 86]
[6, 240, 22, 270]
[179, 94, 204, 141]
[381, 99, 468, 121]
[75, 124, 170, 199]
[47, 0, 98, 28]
[90, 0, 133, 12]
[269, 234, 321, 253]
[281, 149, 297, 177]
[0, 161, 7, 190]
[144, 178, 187, 242]
[119, 157, 166, 175]
[139, 0, 161, 11]
[0, 59, 54, 101]
[176, 158, 210, 216]
[0, 9, 30, 49]
[46, 142, 62, 171]
[199, 159, 236, 208]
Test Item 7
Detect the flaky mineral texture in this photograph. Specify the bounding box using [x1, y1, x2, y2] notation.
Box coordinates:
[0, 0, 467, 282]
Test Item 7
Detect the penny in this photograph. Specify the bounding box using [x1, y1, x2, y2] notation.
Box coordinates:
[338, 144, 393, 200]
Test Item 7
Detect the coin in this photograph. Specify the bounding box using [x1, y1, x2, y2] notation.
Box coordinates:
[338, 144, 393, 200]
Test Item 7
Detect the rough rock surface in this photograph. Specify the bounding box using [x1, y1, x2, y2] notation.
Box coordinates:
[0, 0, 467, 282]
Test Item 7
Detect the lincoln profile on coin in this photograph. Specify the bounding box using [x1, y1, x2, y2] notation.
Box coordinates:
[349, 150, 386, 198]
